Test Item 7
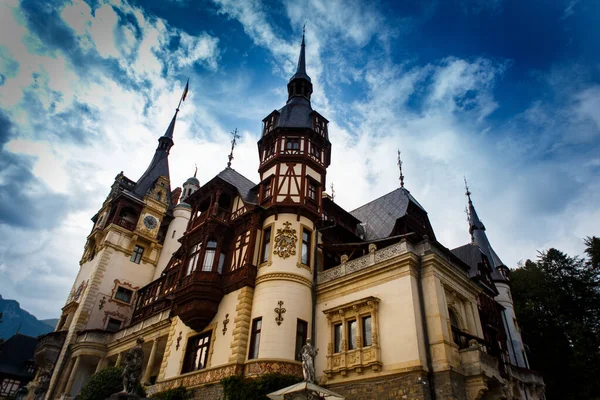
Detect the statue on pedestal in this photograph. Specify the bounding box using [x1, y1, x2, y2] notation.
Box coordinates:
[301, 338, 318, 384]
[123, 338, 145, 394]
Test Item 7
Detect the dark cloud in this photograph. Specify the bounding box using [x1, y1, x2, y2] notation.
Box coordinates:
[0, 110, 70, 229]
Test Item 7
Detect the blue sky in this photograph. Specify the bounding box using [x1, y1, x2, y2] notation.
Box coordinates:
[1, 0, 599, 319]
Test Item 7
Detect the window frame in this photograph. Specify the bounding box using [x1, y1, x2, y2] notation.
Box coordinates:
[130, 245, 144, 264]
[114, 286, 134, 304]
[186, 242, 203, 275]
[299, 227, 312, 267]
[295, 319, 309, 361]
[306, 178, 320, 202]
[181, 330, 213, 374]
[259, 225, 273, 265]
[106, 317, 123, 332]
[362, 315, 373, 347]
[248, 317, 262, 360]
[202, 240, 218, 272]
[322, 297, 381, 378]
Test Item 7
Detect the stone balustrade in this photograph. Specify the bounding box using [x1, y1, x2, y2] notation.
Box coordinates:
[76, 330, 111, 344]
[317, 241, 408, 284]
[113, 309, 171, 341]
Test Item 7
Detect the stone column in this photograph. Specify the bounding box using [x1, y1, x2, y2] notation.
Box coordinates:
[143, 339, 159, 384]
[56, 357, 75, 396]
[95, 357, 106, 373]
[115, 352, 122, 367]
[63, 356, 81, 396]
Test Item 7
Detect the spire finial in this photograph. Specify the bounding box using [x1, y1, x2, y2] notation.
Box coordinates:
[227, 128, 241, 169]
[194, 163, 198, 178]
[464, 176, 472, 201]
[397, 150, 405, 188]
[302, 23, 306, 44]
[330, 182, 335, 202]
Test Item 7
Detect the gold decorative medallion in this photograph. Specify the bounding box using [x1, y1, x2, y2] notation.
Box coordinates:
[273, 221, 297, 259]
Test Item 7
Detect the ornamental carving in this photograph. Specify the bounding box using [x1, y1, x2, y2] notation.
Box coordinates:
[273, 222, 297, 259]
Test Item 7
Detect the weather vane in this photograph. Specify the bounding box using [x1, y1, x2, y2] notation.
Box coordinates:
[464, 176, 471, 198]
[194, 163, 198, 178]
[330, 183, 335, 202]
[397, 149, 405, 188]
[227, 128, 241, 169]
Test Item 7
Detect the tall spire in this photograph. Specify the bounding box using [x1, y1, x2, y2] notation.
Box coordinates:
[132, 82, 189, 204]
[287, 26, 312, 101]
[397, 150, 405, 188]
[227, 128, 241, 169]
[463, 179, 507, 279]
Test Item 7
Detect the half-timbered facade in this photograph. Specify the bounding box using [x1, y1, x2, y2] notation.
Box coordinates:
[32, 35, 544, 400]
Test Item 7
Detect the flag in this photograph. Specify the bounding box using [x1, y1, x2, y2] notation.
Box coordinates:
[182, 79, 189, 101]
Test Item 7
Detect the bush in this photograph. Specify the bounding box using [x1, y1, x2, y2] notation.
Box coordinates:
[79, 367, 123, 400]
[150, 386, 191, 400]
[78, 367, 146, 400]
[221, 373, 301, 400]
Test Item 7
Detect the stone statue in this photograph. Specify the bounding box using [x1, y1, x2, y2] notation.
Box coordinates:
[301, 338, 318, 383]
[122, 338, 144, 394]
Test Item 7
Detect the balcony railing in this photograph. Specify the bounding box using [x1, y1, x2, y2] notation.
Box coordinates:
[114, 217, 136, 231]
[189, 206, 231, 231]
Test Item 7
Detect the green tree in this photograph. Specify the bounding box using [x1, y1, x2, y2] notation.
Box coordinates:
[511, 239, 600, 400]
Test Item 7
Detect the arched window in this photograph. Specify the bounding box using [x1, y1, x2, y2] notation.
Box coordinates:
[202, 240, 217, 271]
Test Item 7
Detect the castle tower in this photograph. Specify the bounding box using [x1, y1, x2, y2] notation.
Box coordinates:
[248, 31, 331, 364]
[44, 108, 184, 399]
[465, 188, 529, 369]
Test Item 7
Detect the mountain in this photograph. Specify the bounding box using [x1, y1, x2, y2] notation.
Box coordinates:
[0, 295, 56, 340]
[41, 318, 59, 329]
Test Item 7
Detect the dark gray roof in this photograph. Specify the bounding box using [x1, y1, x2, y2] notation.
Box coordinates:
[0, 334, 36, 378]
[217, 168, 258, 204]
[185, 176, 200, 186]
[276, 97, 313, 129]
[451, 243, 484, 278]
[349, 188, 426, 240]
[467, 194, 506, 281]
[132, 112, 177, 208]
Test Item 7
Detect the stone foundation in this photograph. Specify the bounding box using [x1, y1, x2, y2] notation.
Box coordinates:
[190, 383, 224, 400]
[432, 370, 466, 400]
[326, 371, 430, 400]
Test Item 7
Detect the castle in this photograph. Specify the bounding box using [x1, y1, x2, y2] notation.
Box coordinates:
[31, 35, 544, 400]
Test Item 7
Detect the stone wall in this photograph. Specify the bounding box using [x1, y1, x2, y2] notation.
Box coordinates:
[327, 372, 430, 400]
[190, 383, 224, 400]
[432, 370, 466, 400]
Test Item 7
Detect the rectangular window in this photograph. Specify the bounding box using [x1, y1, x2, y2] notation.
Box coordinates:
[286, 138, 300, 150]
[261, 227, 271, 263]
[115, 286, 133, 303]
[310, 144, 321, 159]
[186, 242, 202, 275]
[0, 378, 21, 397]
[106, 318, 122, 332]
[130, 245, 144, 264]
[301, 228, 311, 266]
[264, 179, 272, 198]
[307, 181, 318, 201]
[334, 323, 343, 353]
[362, 316, 372, 347]
[295, 319, 308, 361]
[248, 318, 262, 359]
[182, 331, 212, 373]
[347, 320, 357, 350]
[202, 241, 217, 271]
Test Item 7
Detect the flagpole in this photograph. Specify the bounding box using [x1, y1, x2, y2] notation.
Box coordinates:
[177, 78, 189, 111]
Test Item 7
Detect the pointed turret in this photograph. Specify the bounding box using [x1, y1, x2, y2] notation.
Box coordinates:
[464, 180, 507, 281]
[287, 29, 313, 101]
[132, 110, 178, 205]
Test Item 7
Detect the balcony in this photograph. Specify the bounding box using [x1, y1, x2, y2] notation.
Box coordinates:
[173, 271, 223, 332]
[188, 206, 230, 232]
[35, 331, 67, 369]
[114, 217, 136, 231]
[76, 329, 112, 345]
